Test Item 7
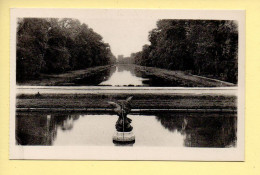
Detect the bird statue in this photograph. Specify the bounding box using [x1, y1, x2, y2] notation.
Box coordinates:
[108, 96, 133, 132]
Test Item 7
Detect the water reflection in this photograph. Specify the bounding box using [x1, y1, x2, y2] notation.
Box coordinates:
[55, 64, 204, 87]
[100, 65, 148, 86]
[16, 114, 81, 145]
[68, 66, 116, 86]
[98, 64, 183, 87]
[16, 112, 237, 147]
[155, 113, 237, 147]
[97, 64, 199, 87]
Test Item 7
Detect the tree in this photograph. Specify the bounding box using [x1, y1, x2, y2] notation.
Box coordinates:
[44, 18, 71, 73]
[16, 18, 49, 80]
[133, 20, 238, 83]
[16, 18, 116, 81]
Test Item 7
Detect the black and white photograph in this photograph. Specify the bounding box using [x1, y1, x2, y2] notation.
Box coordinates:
[10, 9, 245, 160]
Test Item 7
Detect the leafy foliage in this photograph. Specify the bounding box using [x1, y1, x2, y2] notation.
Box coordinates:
[133, 20, 238, 83]
[16, 18, 116, 81]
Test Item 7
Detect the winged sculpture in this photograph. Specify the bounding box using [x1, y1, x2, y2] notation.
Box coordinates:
[108, 96, 133, 132]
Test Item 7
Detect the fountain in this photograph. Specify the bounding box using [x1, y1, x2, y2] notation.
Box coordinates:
[108, 96, 135, 145]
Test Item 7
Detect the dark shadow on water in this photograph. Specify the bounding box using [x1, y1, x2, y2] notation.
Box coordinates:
[155, 113, 237, 148]
[113, 64, 199, 87]
[73, 66, 116, 86]
[56, 66, 117, 86]
[56, 64, 198, 87]
[16, 113, 81, 145]
[16, 112, 237, 147]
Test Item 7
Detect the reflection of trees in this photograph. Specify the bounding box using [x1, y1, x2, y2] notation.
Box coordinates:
[155, 113, 237, 148]
[71, 66, 116, 86]
[155, 113, 185, 133]
[16, 114, 57, 145]
[117, 64, 136, 76]
[61, 115, 80, 131]
[117, 64, 179, 87]
[99, 64, 191, 87]
[16, 113, 80, 145]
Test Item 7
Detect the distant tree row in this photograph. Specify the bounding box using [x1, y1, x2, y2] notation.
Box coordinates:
[133, 20, 238, 83]
[17, 18, 116, 81]
[117, 54, 135, 64]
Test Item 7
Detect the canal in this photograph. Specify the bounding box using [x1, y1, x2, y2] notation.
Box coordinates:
[18, 64, 235, 87]
[67, 64, 234, 87]
[16, 112, 237, 147]
[72, 64, 161, 87]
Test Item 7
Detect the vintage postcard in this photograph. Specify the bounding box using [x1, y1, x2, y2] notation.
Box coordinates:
[10, 8, 245, 160]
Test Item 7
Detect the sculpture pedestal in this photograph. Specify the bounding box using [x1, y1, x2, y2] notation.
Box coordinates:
[113, 131, 135, 145]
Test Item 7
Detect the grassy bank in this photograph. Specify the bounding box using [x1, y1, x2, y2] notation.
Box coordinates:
[134, 65, 235, 87]
[16, 93, 236, 110]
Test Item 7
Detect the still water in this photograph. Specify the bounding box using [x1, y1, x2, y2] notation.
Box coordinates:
[71, 64, 188, 87]
[16, 112, 237, 147]
[100, 66, 147, 86]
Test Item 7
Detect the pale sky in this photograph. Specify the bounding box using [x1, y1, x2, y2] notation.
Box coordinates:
[78, 18, 158, 57]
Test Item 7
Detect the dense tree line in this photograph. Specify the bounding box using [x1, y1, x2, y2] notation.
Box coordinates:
[17, 18, 116, 81]
[117, 54, 135, 64]
[134, 20, 238, 83]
